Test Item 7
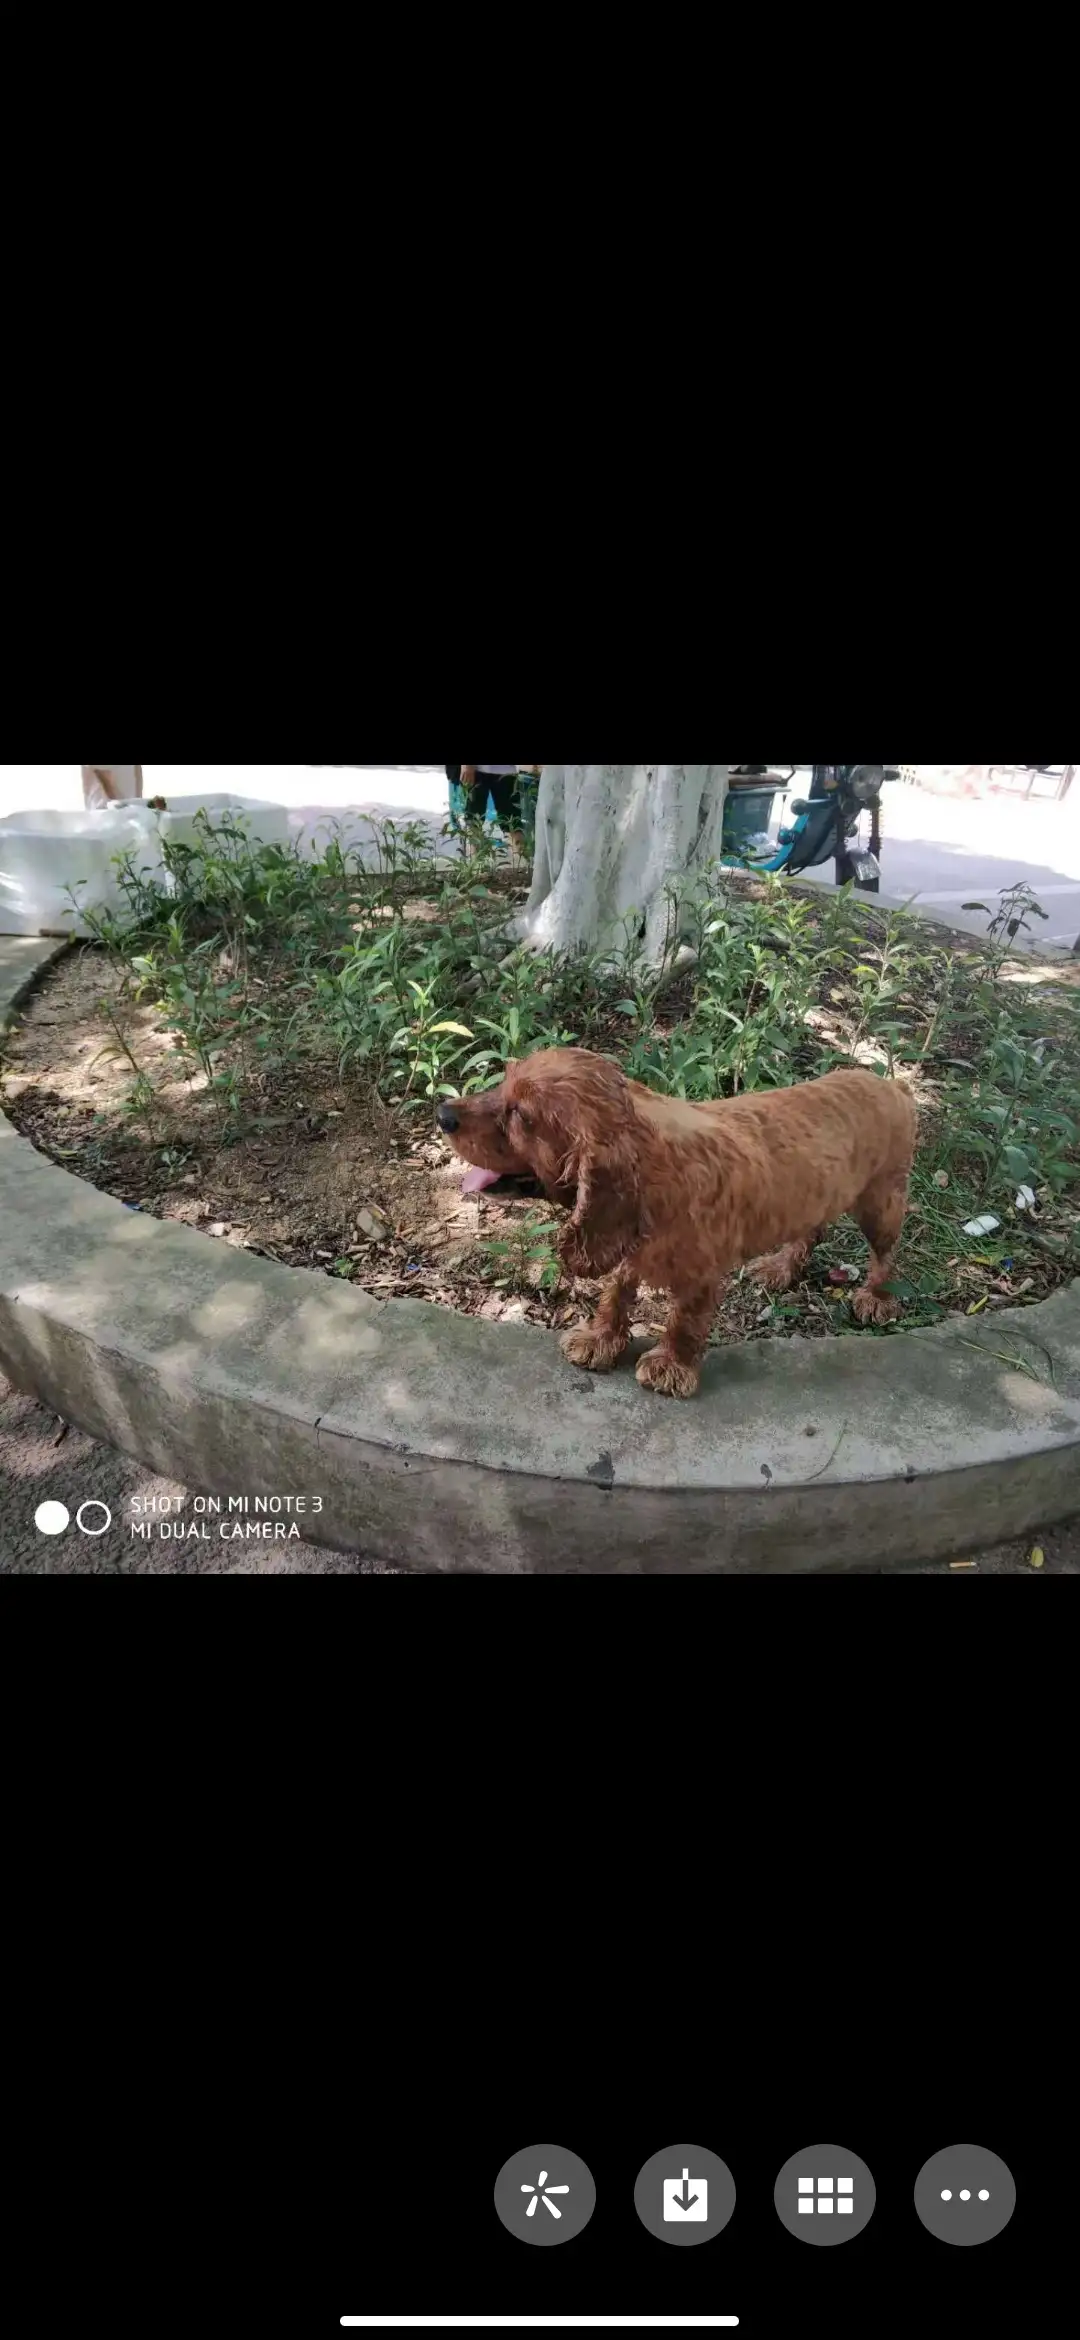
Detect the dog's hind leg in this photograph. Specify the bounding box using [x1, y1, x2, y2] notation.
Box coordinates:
[750, 1231, 824, 1292]
[562, 1266, 639, 1373]
[851, 1173, 908, 1325]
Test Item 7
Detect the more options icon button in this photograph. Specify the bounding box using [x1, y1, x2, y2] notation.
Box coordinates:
[913, 2144, 1016, 2245]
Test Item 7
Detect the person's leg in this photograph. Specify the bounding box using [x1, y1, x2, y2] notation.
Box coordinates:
[460, 771, 492, 849]
[453, 770, 482, 854]
[513, 771, 538, 860]
[82, 764, 142, 805]
[485, 772, 527, 858]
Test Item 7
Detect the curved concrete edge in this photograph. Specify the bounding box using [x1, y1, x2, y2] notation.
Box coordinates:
[4, 936, 1080, 1571]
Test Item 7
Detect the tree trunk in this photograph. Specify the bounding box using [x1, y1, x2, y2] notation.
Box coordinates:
[512, 764, 731, 966]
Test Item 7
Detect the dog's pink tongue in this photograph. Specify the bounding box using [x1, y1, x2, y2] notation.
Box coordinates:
[461, 1166, 500, 1195]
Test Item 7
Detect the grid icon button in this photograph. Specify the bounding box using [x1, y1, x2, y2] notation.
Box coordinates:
[775, 2146, 876, 2246]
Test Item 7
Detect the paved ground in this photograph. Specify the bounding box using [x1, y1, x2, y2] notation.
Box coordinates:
[793, 771, 1080, 951]
[0, 1370, 401, 1572]
[2, 1368, 1075, 1574]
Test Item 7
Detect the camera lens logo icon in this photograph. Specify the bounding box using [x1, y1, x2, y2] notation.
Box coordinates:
[77, 1502, 112, 1536]
[34, 1500, 113, 1538]
[35, 1502, 71, 1536]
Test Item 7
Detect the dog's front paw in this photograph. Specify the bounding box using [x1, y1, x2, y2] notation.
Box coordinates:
[851, 1285, 900, 1326]
[635, 1346, 700, 1399]
[561, 1324, 626, 1374]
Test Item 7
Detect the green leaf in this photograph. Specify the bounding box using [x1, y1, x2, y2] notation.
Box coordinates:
[428, 1021, 475, 1038]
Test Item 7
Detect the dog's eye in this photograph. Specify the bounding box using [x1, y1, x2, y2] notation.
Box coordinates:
[513, 1106, 532, 1133]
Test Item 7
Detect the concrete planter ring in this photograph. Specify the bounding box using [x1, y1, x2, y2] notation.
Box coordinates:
[3, 941, 1080, 1572]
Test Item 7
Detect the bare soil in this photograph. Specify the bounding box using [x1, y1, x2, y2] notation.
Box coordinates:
[4, 940, 1080, 1352]
[0, 948, 610, 1332]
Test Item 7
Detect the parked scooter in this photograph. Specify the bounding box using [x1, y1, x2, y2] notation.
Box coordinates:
[721, 765, 901, 891]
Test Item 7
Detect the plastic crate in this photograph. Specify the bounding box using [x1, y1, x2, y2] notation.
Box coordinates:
[722, 786, 778, 853]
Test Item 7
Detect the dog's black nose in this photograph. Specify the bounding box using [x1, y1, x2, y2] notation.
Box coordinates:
[436, 1103, 459, 1134]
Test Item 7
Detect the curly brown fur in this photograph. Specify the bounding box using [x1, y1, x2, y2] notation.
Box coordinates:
[437, 1049, 916, 1397]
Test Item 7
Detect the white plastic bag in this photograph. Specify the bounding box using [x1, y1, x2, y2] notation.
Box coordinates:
[0, 804, 165, 936]
[158, 793, 291, 855]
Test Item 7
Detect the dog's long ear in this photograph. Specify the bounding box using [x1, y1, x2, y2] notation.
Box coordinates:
[560, 1130, 641, 1278]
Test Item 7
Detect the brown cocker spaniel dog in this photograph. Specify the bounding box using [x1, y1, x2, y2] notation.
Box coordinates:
[437, 1048, 916, 1398]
